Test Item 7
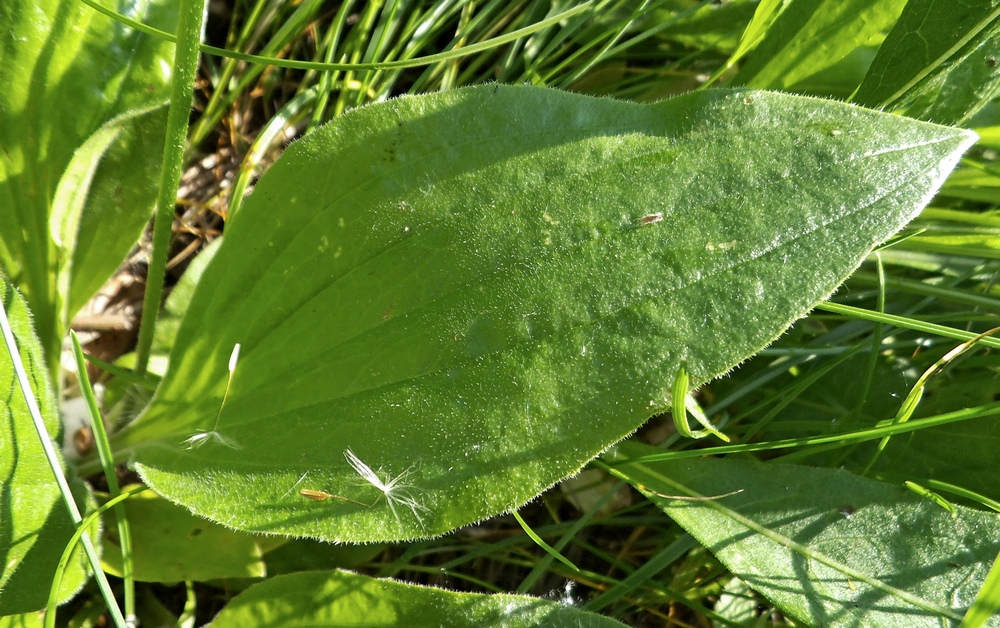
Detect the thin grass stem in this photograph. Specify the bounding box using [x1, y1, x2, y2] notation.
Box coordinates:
[78, 0, 592, 73]
[0, 298, 126, 628]
[512, 511, 581, 575]
[70, 332, 135, 625]
[46, 486, 149, 628]
[817, 302, 1000, 350]
[133, 0, 207, 378]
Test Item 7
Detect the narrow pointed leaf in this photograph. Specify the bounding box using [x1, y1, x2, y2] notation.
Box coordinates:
[206, 570, 626, 627]
[115, 85, 974, 542]
[612, 441, 1000, 627]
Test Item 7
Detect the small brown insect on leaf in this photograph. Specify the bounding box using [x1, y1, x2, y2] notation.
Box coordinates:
[640, 212, 663, 226]
[299, 488, 377, 508]
[300, 488, 338, 501]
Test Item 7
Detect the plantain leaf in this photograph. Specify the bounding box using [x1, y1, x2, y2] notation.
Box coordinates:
[113, 85, 974, 542]
[0, 281, 93, 614]
[611, 441, 1000, 627]
[0, 0, 175, 366]
[206, 569, 626, 627]
[99, 488, 265, 583]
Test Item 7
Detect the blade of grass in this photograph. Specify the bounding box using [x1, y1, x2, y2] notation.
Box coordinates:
[229, 88, 318, 218]
[191, 0, 327, 145]
[924, 479, 1000, 513]
[516, 479, 625, 593]
[853, 252, 886, 421]
[850, 272, 1000, 311]
[739, 345, 862, 444]
[817, 302, 1000, 350]
[613, 399, 1000, 465]
[512, 511, 581, 575]
[178, 581, 198, 628]
[583, 532, 697, 612]
[961, 550, 1000, 627]
[78, 0, 593, 73]
[547, 0, 710, 88]
[70, 331, 135, 624]
[80, 352, 160, 391]
[904, 481, 957, 515]
[0, 299, 126, 628]
[308, 0, 356, 130]
[557, 0, 655, 87]
[701, 0, 786, 88]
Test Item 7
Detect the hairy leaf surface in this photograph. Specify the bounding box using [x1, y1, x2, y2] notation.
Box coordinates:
[116, 85, 974, 542]
[612, 441, 1000, 627]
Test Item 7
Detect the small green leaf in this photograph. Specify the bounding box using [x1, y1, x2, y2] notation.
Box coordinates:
[0, 282, 91, 614]
[671, 364, 728, 441]
[116, 85, 975, 542]
[855, 0, 1000, 125]
[206, 570, 626, 627]
[732, 0, 907, 97]
[99, 489, 265, 583]
[611, 441, 1000, 627]
[50, 104, 168, 349]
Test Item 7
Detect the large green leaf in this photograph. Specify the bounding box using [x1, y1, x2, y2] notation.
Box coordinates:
[113, 85, 974, 542]
[611, 441, 1000, 626]
[0, 0, 175, 365]
[854, 0, 1000, 125]
[731, 0, 906, 97]
[0, 282, 92, 614]
[206, 570, 626, 627]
